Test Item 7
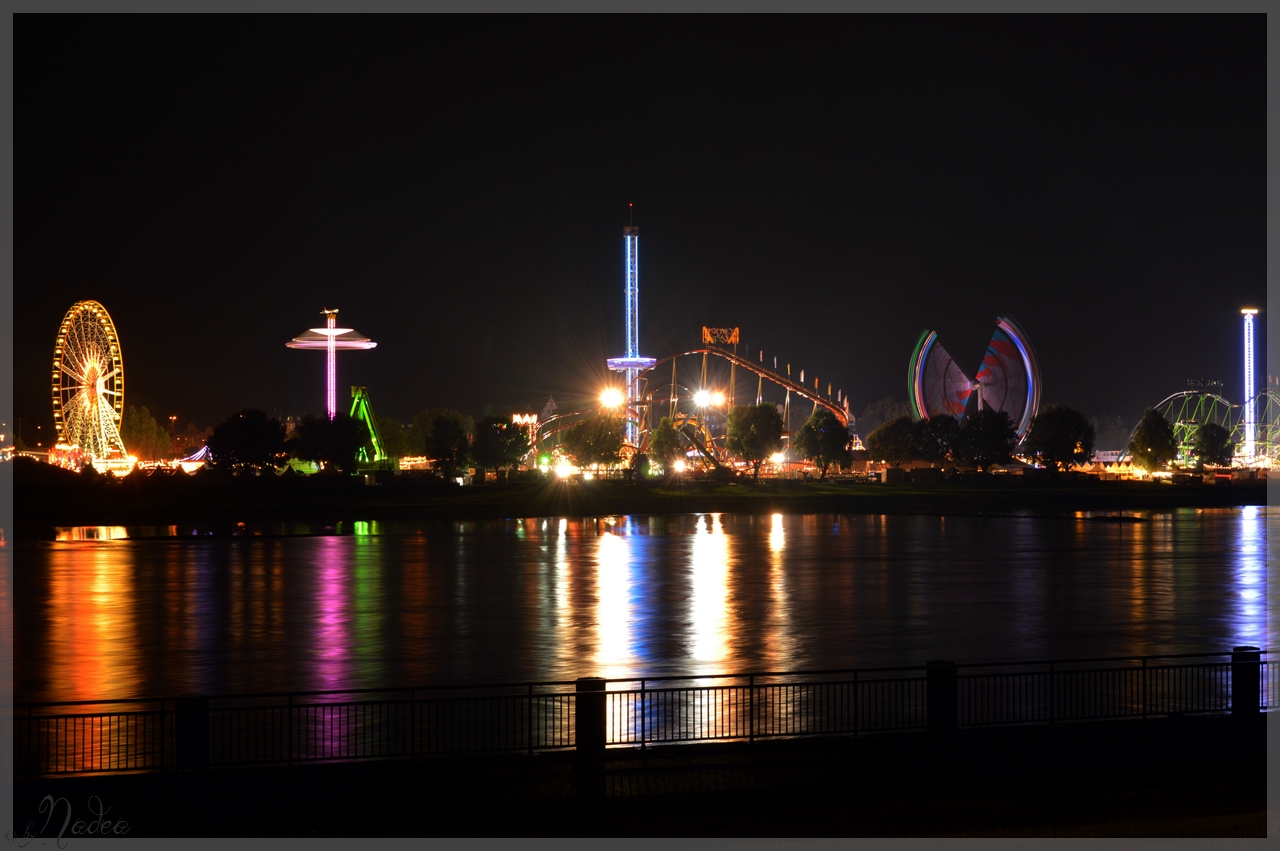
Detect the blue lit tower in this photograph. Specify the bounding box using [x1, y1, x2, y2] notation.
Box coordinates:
[606, 208, 656, 447]
[1242, 308, 1258, 465]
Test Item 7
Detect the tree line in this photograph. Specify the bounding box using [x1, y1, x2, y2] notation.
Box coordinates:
[204, 408, 529, 475]
[197, 396, 1237, 477]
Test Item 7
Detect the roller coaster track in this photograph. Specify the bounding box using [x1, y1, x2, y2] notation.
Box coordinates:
[637, 348, 849, 428]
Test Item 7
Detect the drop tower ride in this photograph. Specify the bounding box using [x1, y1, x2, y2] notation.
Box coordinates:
[606, 206, 656, 447]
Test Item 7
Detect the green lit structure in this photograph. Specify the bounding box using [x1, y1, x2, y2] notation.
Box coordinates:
[349, 385, 386, 465]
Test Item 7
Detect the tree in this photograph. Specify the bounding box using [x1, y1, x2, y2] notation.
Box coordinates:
[631, 452, 650, 478]
[1192, 422, 1235, 468]
[375, 415, 409, 460]
[956, 409, 1017, 469]
[1024, 405, 1096, 472]
[562, 414, 625, 467]
[407, 408, 474, 459]
[864, 415, 917, 468]
[206, 409, 286, 471]
[289, 412, 370, 472]
[858, 397, 912, 439]
[1126, 408, 1177, 473]
[792, 407, 850, 480]
[471, 416, 530, 475]
[426, 411, 473, 478]
[648, 416, 683, 468]
[912, 415, 962, 465]
[120, 405, 172, 461]
[725, 403, 785, 480]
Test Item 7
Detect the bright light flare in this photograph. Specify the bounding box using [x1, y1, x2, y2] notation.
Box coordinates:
[711, 391, 726, 406]
[600, 387, 625, 408]
[673, 459, 687, 473]
[555, 461, 575, 478]
[694, 390, 712, 407]
[770, 452, 786, 464]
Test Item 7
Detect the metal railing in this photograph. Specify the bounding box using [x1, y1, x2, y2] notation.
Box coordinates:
[13, 649, 1271, 777]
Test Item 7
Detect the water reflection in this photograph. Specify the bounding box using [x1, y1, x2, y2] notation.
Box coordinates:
[313, 537, 352, 690]
[1234, 505, 1266, 648]
[46, 545, 141, 700]
[595, 529, 632, 677]
[13, 509, 1270, 702]
[689, 513, 730, 666]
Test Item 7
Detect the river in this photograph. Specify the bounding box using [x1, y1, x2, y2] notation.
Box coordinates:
[12, 507, 1270, 703]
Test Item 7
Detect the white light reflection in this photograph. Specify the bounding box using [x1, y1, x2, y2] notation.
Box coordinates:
[595, 530, 633, 677]
[690, 513, 730, 664]
[766, 513, 794, 667]
[1233, 506, 1266, 648]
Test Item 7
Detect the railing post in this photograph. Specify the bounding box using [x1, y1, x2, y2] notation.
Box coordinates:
[526, 684, 533, 756]
[176, 693, 209, 771]
[639, 679, 647, 749]
[1141, 657, 1148, 720]
[748, 675, 755, 743]
[1231, 646, 1261, 721]
[26, 704, 33, 779]
[1048, 662, 1055, 727]
[158, 699, 166, 770]
[287, 694, 294, 768]
[575, 677, 606, 799]
[853, 670, 859, 737]
[927, 661, 957, 736]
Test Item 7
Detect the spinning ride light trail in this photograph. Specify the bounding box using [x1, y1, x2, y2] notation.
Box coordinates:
[287, 308, 377, 420]
[908, 315, 1041, 442]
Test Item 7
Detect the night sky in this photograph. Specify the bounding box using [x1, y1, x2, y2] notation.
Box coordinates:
[15, 14, 1266, 435]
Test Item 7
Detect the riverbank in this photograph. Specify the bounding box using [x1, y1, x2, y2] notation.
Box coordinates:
[11, 457, 1268, 536]
[11, 714, 1266, 838]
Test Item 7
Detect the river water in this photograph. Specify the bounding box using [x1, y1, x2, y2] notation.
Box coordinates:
[12, 508, 1271, 703]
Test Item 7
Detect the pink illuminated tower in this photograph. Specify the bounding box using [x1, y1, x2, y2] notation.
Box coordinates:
[286, 308, 377, 419]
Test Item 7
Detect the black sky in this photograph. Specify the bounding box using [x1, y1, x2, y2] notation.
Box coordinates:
[15, 14, 1266, 432]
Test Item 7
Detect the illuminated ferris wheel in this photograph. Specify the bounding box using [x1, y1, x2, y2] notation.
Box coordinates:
[52, 300, 127, 459]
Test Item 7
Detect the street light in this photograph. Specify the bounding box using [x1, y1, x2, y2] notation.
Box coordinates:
[600, 387, 624, 409]
[694, 389, 712, 407]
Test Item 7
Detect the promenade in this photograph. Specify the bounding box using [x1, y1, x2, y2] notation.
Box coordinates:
[12, 714, 1266, 838]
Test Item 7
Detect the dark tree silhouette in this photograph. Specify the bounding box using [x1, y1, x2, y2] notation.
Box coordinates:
[726, 403, 785, 480]
[206, 409, 286, 471]
[563, 414, 625, 467]
[648, 417, 683, 467]
[956, 409, 1018, 469]
[912, 415, 962, 465]
[427, 411, 473, 478]
[1024, 404, 1096, 472]
[793, 407, 850, 480]
[865, 415, 918, 469]
[1127, 408, 1178, 473]
[1192, 422, 1235, 468]
[471, 416, 530, 475]
[290, 412, 370, 473]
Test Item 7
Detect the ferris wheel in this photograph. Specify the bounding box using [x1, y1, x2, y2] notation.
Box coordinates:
[52, 300, 127, 459]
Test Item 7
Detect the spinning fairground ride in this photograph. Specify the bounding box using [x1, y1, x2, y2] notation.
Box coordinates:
[908, 316, 1041, 442]
[51, 300, 131, 470]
